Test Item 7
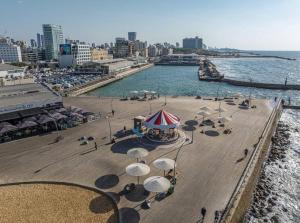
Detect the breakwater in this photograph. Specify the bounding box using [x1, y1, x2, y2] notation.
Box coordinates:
[198, 58, 300, 91]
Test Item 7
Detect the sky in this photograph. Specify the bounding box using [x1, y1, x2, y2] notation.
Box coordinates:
[1, 0, 300, 50]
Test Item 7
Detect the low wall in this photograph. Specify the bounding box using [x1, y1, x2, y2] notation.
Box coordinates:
[221, 100, 283, 223]
[222, 78, 300, 90]
[68, 64, 153, 96]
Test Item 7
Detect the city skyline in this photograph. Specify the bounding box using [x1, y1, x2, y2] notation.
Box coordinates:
[1, 0, 300, 50]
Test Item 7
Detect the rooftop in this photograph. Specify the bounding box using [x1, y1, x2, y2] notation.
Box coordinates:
[0, 64, 24, 72]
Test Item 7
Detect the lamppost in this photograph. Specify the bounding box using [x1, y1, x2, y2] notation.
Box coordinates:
[106, 115, 112, 142]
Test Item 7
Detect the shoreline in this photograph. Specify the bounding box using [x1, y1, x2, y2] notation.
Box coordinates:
[67, 63, 154, 96]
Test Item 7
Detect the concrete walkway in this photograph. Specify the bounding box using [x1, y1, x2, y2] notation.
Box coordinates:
[0, 96, 275, 223]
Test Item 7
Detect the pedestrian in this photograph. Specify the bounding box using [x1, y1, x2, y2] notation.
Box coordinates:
[288, 97, 291, 105]
[214, 210, 220, 222]
[201, 207, 207, 218]
[244, 148, 248, 157]
[94, 142, 98, 150]
[274, 97, 277, 102]
[112, 109, 115, 116]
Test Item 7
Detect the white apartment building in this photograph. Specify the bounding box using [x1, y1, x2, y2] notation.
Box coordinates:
[0, 37, 22, 62]
[59, 42, 91, 67]
[72, 43, 91, 65]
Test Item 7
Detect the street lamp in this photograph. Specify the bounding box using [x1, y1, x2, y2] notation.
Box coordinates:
[106, 115, 112, 142]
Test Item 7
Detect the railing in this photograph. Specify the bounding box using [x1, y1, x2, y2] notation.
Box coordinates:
[219, 98, 282, 223]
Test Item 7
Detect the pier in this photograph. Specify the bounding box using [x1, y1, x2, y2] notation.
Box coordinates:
[198, 58, 300, 91]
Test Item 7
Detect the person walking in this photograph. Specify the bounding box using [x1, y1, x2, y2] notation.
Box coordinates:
[201, 207, 207, 219]
[94, 142, 98, 150]
[112, 109, 115, 116]
[244, 148, 249, 157]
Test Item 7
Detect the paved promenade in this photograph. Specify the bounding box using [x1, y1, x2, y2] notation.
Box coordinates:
[0, 96, 275, 223]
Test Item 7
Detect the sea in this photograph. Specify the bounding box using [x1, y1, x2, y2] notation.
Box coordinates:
[87, 51, 300, 222]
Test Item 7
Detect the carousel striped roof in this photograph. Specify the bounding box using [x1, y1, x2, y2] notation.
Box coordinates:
[144, 110, 180, 130]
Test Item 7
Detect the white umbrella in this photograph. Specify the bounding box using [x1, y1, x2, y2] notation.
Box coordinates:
[144, 176, 171, 193]
[130, 90, 139, 94]
[141, 90, 149, 93]
[233, 93, 243, 98]
[126, 163, 150, 184]
[217, 107, 227, 113]
[127, 148, 149, 162]
[197, 111, 211, 121]
[150, 91, 156, 94]
[153, 158, 176, 176]
[218, 116, 232, 123]
[199, 106, 213, 112]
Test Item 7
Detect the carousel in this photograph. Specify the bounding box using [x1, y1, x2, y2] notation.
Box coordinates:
[144, 110, 180, 143]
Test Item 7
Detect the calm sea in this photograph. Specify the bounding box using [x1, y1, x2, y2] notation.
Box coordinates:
[87, 51, 300, 222]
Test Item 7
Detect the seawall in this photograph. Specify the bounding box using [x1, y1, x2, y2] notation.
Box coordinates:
[222, 78, 300, 90]
[221, 100, 283, 223]
[67, 64, 153, 96]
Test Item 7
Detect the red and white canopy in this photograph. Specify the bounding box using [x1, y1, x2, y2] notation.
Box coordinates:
[144, 110, 180, 130]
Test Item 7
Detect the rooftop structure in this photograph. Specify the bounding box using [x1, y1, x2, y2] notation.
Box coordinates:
[0, 83, 62, 121]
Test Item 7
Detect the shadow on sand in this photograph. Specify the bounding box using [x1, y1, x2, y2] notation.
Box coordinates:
[89, 195, 115, 213]
[184, 120, 198, 126]
[119, 207, 140, 223]
[124, 184, 150, 202]
[95, 174, 119, 189]
[204, 130, 220, 137]
[111, 138, 155, 154]
[182, 125, 197, 132]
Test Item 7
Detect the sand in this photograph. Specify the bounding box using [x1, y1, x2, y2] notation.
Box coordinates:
[0, 183, 117, 223]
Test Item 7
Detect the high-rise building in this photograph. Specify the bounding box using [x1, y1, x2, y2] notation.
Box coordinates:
[182, 36, 203, 49]
[114, 38, 129, 58]
[0, 37, 22, 62]
[176, 42, 180, 48]
[128, 32, 137, 41]
[36, 33, 44, 48]
[30, 39, 37, 48]
[42, 24, 64, 60]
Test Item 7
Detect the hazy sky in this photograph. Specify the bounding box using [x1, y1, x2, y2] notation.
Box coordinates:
[1, 0, 300, 50]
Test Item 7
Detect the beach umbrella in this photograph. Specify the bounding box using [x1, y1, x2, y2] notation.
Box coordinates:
[153, 158, 176, 176]
[0, 122, 11, 128]
[130, 90, 139, 94]
[218, 117, 232, 123]
[51, 112, 67, 120]
[143, 176, 171, 193]
[217, 107, 227, 113]
[57, 107, 67, 113]
[0, 124, 18, 134]
[197, 111, 210, 121]
[23, 116, 37, 122]
[126, 163, 150, 184]
[141, 90, 149, 93]
[37, 115, 55, 124]
[150, 91, 156, 94]
[199, 106, 213, 112]
[233, 93, 243, 98]
[17, 121, 37, 129]
[127, 148, 149, 162]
